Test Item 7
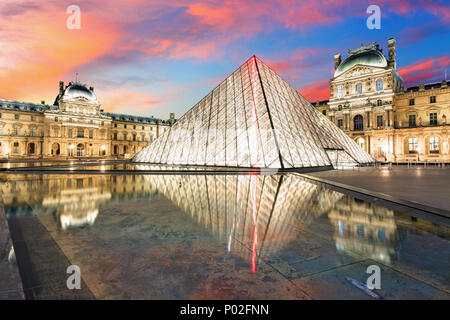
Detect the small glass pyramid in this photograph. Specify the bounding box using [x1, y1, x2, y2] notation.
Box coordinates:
[133, 56, 373, 169]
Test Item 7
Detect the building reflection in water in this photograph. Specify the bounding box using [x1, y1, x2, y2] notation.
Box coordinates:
[1, 172, 404, 269]
[328, 196, 405, 264]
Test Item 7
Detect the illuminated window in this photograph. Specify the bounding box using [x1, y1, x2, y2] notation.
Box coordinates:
[376, 78, 383, 91]
[408, 137, 418, 153]
[337, 85, 343, 98]
[355, 83, 362, 94]
[429, 137, 439, 153]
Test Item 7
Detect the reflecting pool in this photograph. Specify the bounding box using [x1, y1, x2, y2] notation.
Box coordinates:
[1, 172, 449, 299]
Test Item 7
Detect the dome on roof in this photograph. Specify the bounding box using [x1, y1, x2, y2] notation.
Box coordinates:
[63, 82, 98, 102]
[334, 43, 388, 77]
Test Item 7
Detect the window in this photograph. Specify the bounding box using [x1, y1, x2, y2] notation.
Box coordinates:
[337, 85, 343, 98]
[338, 105, 342, 111]
[142, 126, 144, 130]
[0, 113, 2, 118]
[150, 127, 153, 131]
[338, 221, 345, 236]
[430, 96, 436, 103]
[429, 137, 439, 153]
[353, 115, 363, 130]
[377, 115, 383, 127]
[133, 133, 136, 141]
[377, 100, 382, 106]
[357, 225, 365, 238]
[408, 137, 418, 153]
[54, 128, 59, 137]
[89, 130, 93, 139]
[150, 135, 153, 142]
[30, 128, 35, 136]
[124, 124, 127, 129]
[377, 228, 386, 243]
[337, 119, 343, 128]
[322, 110, 327, 116]
[113, 132, 117, 140]
[15, 114, 19, 120]
[409, 114, 416, 127]
[114, 123, 117, 128]
[55, 117, 58, 122]
[77, 129, 84, 138]
[13, 142, 19, 153]
[31, 115, 35, 121]
[68, 128, 72, 138]
[430, 112, 437, 125]
[133, 125, 136, 129]
[376, 78, 384, 91]
[409, 98, 415, 106]
[14, 127, 19, 136]
[355, 83, 362, 94]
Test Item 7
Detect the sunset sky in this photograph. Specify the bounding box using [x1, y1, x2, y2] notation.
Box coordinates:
[1, 0, 449, 119]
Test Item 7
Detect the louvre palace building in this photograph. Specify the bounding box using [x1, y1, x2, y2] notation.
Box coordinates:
[312, 38, 450, 163]
[0, 81, 175, 159]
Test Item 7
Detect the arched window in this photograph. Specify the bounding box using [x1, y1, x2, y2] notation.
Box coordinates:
[355, 83, 362, 94]
[429, 137, 439, 153]
[337, 85, 343, 98]
[376, 78, 383, 91]
[354, 115, 363, 130]
[338, 105, 342, 111]
[408, 138, 418, 153]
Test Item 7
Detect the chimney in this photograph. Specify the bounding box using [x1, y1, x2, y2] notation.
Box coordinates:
[419, 84, 425, 91]
[59, 81, 64, 96]
[41, 100, 45, 105]
[388, 38, 396, 69]
[441, 80, 448, 88]
[334, 53, 341, 70]
[89, 86, 94, 92]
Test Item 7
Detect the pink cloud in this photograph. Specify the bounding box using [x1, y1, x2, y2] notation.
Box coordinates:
[299, 79, 330, 102]
[399, 56, 450, 85]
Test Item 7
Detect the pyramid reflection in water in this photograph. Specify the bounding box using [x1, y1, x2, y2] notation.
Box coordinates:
[139, 171, 343, 270]
[134, 56, 373, 169]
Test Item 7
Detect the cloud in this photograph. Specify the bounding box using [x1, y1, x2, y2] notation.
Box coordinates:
[399, 56, 450, 85]
[99, 88, 164, 114]
[299, 79, 330, 102]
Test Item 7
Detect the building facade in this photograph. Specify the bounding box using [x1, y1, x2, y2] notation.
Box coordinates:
[312, 38, 450, 162]
[0, 81, 175, 159]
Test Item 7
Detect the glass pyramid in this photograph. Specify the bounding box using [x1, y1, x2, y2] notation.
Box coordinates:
[134, 56, 373, 169]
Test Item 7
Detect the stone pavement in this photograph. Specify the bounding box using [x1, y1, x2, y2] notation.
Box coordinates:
[309, 167, 450, 213]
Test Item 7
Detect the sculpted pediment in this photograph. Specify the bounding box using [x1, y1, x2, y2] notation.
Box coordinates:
[335, 64, 386, 80]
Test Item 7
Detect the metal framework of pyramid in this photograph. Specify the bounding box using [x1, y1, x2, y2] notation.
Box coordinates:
[133, 56, 373, 169]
